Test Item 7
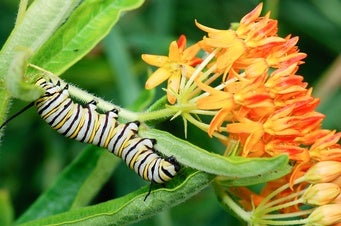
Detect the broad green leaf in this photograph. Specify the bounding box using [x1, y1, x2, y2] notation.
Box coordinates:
[16, 146, 120, 224]
[0, 190, 14, 226]
[18, 169, 214, 226]
[141, 129, 290, 179]
[28, 0, 145, 76]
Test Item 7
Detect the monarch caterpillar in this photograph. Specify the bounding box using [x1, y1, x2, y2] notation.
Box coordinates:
[2, 78, 180, 199]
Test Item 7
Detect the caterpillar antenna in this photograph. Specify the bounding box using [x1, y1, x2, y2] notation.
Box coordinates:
[0, 102, 35, 129]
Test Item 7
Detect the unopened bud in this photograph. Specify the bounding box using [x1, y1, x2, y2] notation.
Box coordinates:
[307, 204, 341, 225]
[333, 193, 341, 204]
[331, 175, 341, 187]
[302, 183, 340, 206]
[305, 161, 341, 183]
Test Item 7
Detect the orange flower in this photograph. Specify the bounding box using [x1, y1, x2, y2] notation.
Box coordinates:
[309, 130, 341, 161]
[196, 81, 235, 135]
[142, 3, 341, 223]
[142, 35, 201, 104]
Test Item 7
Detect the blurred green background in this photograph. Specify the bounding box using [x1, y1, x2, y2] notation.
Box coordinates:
[0, 0, 340, 225]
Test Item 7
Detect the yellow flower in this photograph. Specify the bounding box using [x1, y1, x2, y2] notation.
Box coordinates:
[142, 35, 201, 104]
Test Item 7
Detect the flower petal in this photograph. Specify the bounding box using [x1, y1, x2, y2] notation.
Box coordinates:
[169, 41, 181, 61]
[141, 54, 169, 67]
[167, 72, 181, 104]
[145, 67, 171, 89]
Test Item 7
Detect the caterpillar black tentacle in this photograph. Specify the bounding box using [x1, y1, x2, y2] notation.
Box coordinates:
[34, 78, 180, 189]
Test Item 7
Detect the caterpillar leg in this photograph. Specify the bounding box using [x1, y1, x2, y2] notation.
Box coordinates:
[144, 182, 154, 201]
[86, 100, 119, 120]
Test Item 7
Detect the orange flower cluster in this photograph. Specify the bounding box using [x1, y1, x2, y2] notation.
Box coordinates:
[142, 3, 341, 224]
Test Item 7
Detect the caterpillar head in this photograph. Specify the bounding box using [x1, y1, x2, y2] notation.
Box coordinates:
[160, 156, 180, 181]
[166, 156, 180, 173]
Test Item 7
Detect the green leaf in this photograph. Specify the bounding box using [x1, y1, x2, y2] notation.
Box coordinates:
[16, 146, 120, 224]
[141, 129, 290, 179]
[130, 87, 155, 112]
[28, 0, 144, 76]
[146, 95, 168, 113]
[70, 151, 120, 209]
[103, 27, 141, 106]
[18, 169, 214, 226]
[317, 89, 341, 130]
[6, 49, 43, 101]
[0, 91, 11, 138]
[214, 165, 291, 187]
[0, 0, 82, 79]
[0, 190, 14, 226]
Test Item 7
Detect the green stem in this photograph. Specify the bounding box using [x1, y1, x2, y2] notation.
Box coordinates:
[65, 79, 138, 121]
[135, 107, 179, 122]
[67, 80, 185, 122]
[254, 218, 308, 225]
[213, 183, 250, 223]
[262, 209, 313, 220]
[15, 0, 29, 26]
[263, 198, 302, 215]
[261, 190, 304, 212]
[185, 113, 228, 141]
[256, 177, 305, 211]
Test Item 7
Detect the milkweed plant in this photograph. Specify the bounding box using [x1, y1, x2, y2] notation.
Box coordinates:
[0, 1, 340, 226]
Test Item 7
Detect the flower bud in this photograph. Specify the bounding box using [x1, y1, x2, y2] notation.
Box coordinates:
[333, 193, 341, 204]
[307, 204, 341, 225]
[302, 183, 340, 206]
[305, 161, 341, 183]
[331, 175, 341, 187]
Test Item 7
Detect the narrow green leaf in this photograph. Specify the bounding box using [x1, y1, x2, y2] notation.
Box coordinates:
[146, 95, 168, 113]
[0, 90, 11, 138]
[70, 151, 121, 209]
[0, 190, 14, 226]
[215, 165, 291, 187]
[103, 27, 141, 106]
[130, 87, 155, 112]
[18, 169, 214, 226]
[16, 146, 120, 224]
[141, 129, 290, 179]
[28, 0, 145, 76]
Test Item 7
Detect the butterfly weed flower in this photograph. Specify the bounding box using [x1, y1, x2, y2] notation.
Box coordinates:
[142, 3, 341, 225]
[142, 35, 202, 104]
